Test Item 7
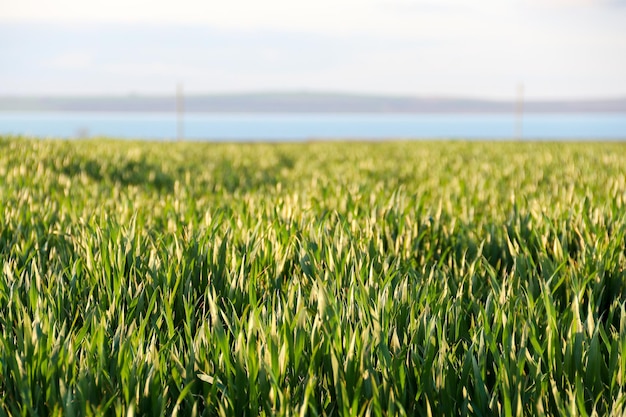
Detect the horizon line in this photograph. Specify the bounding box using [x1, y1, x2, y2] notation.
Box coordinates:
[2, 90, 626, 103]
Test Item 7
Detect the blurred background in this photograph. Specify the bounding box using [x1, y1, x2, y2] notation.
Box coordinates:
[1, 0, 625, 140]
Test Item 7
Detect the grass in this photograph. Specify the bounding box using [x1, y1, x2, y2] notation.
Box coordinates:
[1, 136, 625, 416]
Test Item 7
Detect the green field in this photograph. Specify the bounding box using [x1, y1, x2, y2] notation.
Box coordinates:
[1, 137, 625, 416]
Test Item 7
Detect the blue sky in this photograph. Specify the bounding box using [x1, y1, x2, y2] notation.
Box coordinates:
[1, 0, 625, 99]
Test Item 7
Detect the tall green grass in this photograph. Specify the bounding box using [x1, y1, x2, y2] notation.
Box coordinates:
[1, 137, 625, 416]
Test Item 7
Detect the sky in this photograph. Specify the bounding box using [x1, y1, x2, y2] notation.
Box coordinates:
[1, 0, 626, 99]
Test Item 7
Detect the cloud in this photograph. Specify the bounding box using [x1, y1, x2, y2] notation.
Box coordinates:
[48, 52, 94, 70]
[521, 0, 626, 7]
[0, 0, 513, 37]
[1, 2, 625, 98]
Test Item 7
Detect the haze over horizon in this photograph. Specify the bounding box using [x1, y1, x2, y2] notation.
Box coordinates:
[2, 0, 626, 100]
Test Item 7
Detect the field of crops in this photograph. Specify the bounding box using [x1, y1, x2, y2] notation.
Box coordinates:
[1, 136, 625, 416]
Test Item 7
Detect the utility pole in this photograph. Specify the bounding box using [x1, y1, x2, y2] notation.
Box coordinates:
[177, 83, 184, 142]
[516, 83, 524, 140]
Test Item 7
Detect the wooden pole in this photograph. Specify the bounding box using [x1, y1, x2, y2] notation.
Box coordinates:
[516, 83, 524, 140]
[177, 83, 184, 142]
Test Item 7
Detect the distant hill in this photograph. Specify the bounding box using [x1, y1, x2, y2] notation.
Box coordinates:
[1, 92, 625, 113]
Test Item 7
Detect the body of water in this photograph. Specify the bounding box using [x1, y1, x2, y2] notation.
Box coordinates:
[1, 112, 625, 141]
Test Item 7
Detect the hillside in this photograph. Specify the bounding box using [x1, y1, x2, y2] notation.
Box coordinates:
[1, 92, 626, 113]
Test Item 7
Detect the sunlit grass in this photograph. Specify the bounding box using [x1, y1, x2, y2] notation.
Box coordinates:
[1, 137, 625, 416]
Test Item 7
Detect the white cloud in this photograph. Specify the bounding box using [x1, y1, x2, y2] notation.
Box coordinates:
[1, 0, 625, 98]
[48, 52, 94, 70]
[521, 0, 623, 6]
[0, 0, 515, 36]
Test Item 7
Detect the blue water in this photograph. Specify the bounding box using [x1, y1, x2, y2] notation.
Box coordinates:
[0, 112, 625, 141]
